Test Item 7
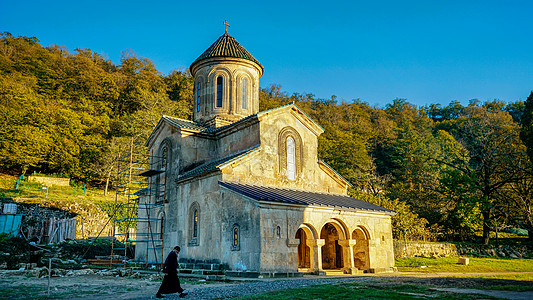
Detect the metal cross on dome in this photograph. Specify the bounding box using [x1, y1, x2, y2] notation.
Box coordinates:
[223, 20, 230, 33]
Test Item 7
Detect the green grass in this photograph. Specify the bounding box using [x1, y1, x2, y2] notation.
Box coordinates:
[231, 283, 497, 300]
[452, 273, 533, 281]
[396, 257, 533, 273]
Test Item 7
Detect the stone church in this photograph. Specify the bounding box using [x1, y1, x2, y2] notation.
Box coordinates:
[136, 29, 396, 276]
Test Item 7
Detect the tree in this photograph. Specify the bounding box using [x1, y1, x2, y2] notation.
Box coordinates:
[520, 91, 533, 162]
[437, 109, 525, 244]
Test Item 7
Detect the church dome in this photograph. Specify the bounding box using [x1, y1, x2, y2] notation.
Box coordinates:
[190, 32, 263, 76]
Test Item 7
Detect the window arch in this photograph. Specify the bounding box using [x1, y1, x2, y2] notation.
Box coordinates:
[216, 76, 223, 107]
[278, 127, 303, 180]
[232, 224, 240, 251]
[188, 202, 200, 246]
[241, 78, 248, 110]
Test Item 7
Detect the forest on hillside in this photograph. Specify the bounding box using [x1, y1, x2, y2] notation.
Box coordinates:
[1, 32, 533, 244]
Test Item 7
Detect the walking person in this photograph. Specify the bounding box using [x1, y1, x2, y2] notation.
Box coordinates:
[156, 246, 188, 298]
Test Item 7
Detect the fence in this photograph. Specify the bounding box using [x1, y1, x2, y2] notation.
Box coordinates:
[25, 217, 77, 244]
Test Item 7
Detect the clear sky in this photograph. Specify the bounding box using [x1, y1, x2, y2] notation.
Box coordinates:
[1, 0, 532, 107]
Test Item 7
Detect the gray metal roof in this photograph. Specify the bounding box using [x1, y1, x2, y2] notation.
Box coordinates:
[176, 147, 260, 182]
[219, 181, 395, 214]
[163, 116, 215, 132]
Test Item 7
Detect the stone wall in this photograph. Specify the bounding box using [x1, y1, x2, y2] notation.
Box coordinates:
[394, 241, 457, 258]
[393, 241, 533, 259]
[27, 176, 70, 187]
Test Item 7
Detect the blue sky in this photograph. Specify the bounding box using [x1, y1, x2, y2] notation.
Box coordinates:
[1, 0, 532, 107]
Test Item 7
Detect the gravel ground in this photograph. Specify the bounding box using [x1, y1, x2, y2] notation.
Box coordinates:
[3, 272, 533, 299]
[166, 277, 377, 300]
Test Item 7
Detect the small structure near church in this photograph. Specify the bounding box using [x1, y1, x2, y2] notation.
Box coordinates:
[136, 26, 396, 276]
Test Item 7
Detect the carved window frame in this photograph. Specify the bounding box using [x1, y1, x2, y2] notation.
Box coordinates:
[188, 202, 200, 246]
[278, 127, 303, 180]
[156, 140, 172, 204]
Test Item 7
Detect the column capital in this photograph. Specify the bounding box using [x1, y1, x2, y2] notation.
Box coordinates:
[339, 239, 357, 247]
[316, 239, 325, 246]
[286, 238, 300, 247]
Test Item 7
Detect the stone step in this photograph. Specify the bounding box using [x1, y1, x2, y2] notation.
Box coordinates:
[324, 270, 345, 276]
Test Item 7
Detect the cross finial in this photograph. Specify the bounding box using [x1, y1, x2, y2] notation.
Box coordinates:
[223, 20, 230, 34]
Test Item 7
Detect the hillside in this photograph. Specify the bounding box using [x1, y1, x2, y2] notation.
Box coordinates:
[1, 32, 532, 244]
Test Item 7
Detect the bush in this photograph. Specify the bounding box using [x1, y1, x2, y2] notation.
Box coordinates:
[0, 233, 30, 269]
[48, 238, 133, 260]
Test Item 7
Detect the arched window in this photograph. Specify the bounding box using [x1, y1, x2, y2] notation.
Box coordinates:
[216, 76, 223, 107]
[232, 224, 240, 251]
[242, 78, 248, 110]
[157, 144, 169, 204]
[188, 202, 200, 246]
[159, 213, 165, 240]
[193, 209, 198, 238]
[197, 82, 201, 112]
[278, 127, 303, 180]
[287, 137, 296, 180]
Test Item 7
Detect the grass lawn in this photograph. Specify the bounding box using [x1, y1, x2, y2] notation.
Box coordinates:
[396, 257, 533, 273]
[233, 283, 496, 300]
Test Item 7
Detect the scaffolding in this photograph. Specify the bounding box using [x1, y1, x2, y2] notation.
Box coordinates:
[111, 138, 167, 268]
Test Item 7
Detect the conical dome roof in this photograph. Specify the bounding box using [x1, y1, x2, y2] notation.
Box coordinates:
[190, 32, 263, 74]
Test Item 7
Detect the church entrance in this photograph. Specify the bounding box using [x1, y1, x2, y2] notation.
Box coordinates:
[320, 223, 344, 269]
[352, 227, 369, 270]
[295, 228, 310, 268]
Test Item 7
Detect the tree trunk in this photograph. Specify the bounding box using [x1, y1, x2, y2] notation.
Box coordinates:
[105, 176, 110, 196]
[482, 211, 491, 245]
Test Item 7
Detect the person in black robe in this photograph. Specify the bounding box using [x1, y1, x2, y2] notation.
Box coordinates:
[156, 246, 187, 298]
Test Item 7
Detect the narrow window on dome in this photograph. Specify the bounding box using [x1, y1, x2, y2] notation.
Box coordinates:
[197, 82, 201, 112]
[287, 137, 296, 180]
[242, 78, 248, 110]
[216, 76, 223, 107]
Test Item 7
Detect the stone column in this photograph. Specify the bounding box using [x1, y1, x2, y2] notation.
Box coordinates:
[315, 239, 325, 274]
[367, 239, 379, 271]
[230, 78, 236, 114]
[339, 239, 357, 274]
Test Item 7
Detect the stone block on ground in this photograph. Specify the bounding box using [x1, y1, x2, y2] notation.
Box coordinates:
[458, 257, 469, 265]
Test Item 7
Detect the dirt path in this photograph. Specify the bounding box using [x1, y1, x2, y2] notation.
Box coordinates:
[2, 272, 533, 299]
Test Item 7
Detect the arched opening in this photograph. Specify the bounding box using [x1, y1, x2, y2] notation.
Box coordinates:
[216, 76, 223, 107]
[352, 227, 370, 270]
[295, 228, 310, 268]
[320, 223, 344, 269]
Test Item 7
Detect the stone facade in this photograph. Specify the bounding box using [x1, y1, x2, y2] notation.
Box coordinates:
[135, 31, 396, 276]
